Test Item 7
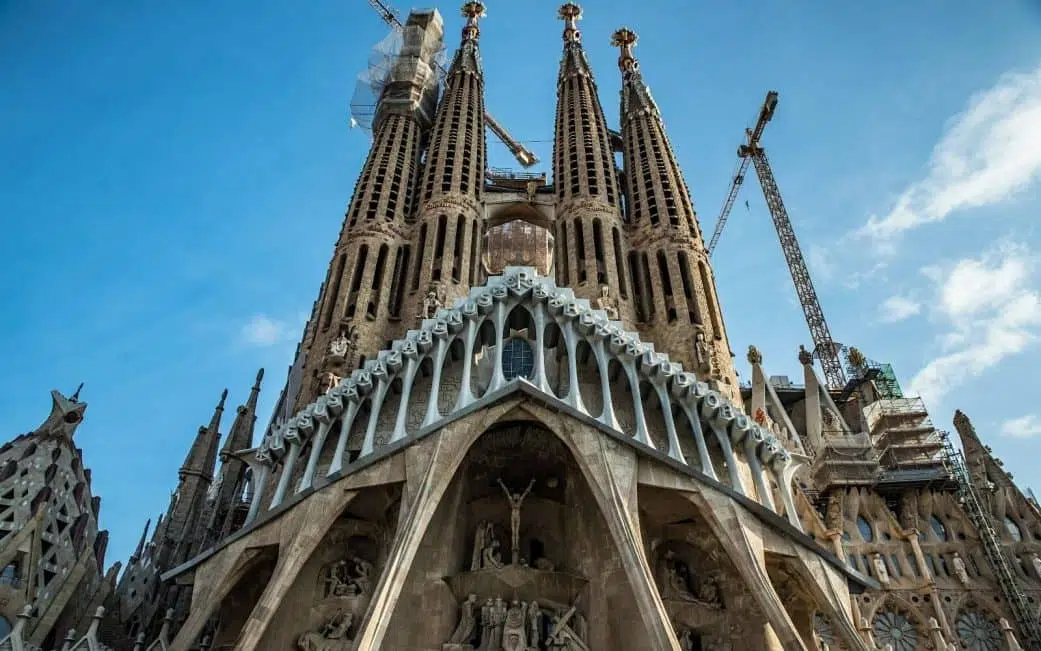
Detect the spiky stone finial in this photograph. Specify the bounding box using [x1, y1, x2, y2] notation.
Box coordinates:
[797, 345, 813, 366]
[610, 27, 638, 72]
[746, 345, 762, 365]
[558, 3, 582, 42]
[846, 346, 866, 370]
[460, 1, 485, 41]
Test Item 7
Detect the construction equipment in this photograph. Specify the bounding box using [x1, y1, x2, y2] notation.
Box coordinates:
[365, 0, 539, 168]
[708, 91, 847, 389]
[941, 434, 1041, 647]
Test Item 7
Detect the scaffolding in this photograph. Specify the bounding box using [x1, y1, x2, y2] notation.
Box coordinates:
[941, 433, 1041, 647]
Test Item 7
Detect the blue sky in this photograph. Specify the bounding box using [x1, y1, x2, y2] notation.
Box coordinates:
[2, 1, 1040, 570]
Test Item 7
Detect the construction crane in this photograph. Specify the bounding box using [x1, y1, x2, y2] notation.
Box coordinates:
[708, 91, 847, 390]
[367, 0, 539, 168]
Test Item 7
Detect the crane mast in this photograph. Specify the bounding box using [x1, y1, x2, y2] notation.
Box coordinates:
[710, 91, 846, 389]
[367, 0, 539, 168]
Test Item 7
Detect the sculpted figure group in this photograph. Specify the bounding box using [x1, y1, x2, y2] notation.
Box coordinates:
[656, 550, 722, 608]
[323, 556, 374, 598]
[446, 595, 588, 651]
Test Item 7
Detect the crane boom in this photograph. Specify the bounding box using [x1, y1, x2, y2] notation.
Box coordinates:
[706, 92, 777, 257]
[367, 0, 540, 168]
[740, 92, 846, 389]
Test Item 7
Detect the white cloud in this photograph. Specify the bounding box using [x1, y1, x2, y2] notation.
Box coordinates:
[1001, 414, 1041, 439]
[238, 314, 295, 348]
[908, 241, 1041, 405]
[879, 295, 921, 323]
[857, 61, 1041, 247]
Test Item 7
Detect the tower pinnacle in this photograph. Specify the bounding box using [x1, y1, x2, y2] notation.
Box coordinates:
[558, 3, 582, 42]
[461, 1, 485, 41]
[610, 27, 637, 72]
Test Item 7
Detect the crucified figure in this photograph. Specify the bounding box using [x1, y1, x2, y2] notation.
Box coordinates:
[498, 477, 536, 565]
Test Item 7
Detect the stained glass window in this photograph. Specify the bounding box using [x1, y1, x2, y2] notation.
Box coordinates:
[930, 515, 948, 541]
[956, 611, 1001, 651]
[857, 516, 874, 542]
[502, 338, 534, 380]
[1005, 516, 1023, 542]
[872, 611, 918, 651]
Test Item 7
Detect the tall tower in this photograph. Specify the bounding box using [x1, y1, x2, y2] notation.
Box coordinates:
[293, 10, 445, 410]
[406, 1, 488, 318]
[611, 27, 739, 396]
[552, 3, 635, 319]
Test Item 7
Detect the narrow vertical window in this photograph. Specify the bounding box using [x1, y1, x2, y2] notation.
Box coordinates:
[367, 245, 389, 319]
[628, 251, 644, 322]
[574, 218, 587, 284]
[657, 251, 677, 323]
[432, 215, 447, 282]
[698, 262, 721, 335]
[389, 245, 410, 318]
[345, 245, 369, 319]
[592, 219, 606, 285]
[321, 254, 346, 330]
[469, 220, 480, 285]
[612, 228, 627, 299]
[412, 224, 427, 291]
[676, 252, 701, 325]
[640, 252, 655, 320]
[558, 221, 570, 286]
[452, 215, 465, 283]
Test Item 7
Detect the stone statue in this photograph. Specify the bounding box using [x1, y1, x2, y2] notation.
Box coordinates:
[477, 598, 494, 651]
[797, 345, 813, 366]
[658, 550, 697, 601]
[694, 328, 715, 376]
[527, 601, 542, 647]
[825, 495, 843, 531]
[1031, 553, 1041, 580]
[501, 600, 528, 651]
[547, 605, 590, 651]
[328, 324, 357, 358]
[297, 611, 353, 651]
[899, 491, 920, 530]
[323, 556, 373, 598]
[350, 556, 373, 595]
[679, 629, 697, 651]
[481, 537, 504, 569]
[448, 594, 478, 644]
[595, 285, 619, 320]
[419, 284, 446, 319]
[525, 180, 538, 203]
[872, 554, 890, 586]
[498, 477, 536, 565]
[485, 597, 506, 650]
[952, 552, 970, 585]
[696, 576, 722, 608]
[471, 521, 491, 571]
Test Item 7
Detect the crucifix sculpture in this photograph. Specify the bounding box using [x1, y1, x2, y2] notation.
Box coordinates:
[497, 477, 536, 565]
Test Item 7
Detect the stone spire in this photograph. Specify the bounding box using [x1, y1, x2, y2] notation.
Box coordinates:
[612, 27, 738, 398]
[178, 389, 226, 482]
[221, 369, 263, 459]
[206, 369, 265, 546]
[287, 9, 446, 412]
[552, 4, 634, 321]
[129, 518, 151, 564]
[407, 1, 488, 317]
[31, 388, 87, 440]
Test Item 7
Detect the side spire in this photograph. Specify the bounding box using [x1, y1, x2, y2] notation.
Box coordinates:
[612, 26, 739, 397]
[221, 370, 264, 458]
[178, 389, 226, 482]
[405, 1, 488, 317]
[551, 3, 633, 321]
[130, 518, 151, 564]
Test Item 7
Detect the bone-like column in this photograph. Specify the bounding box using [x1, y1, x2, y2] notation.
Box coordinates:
[327, 401, 360, 475]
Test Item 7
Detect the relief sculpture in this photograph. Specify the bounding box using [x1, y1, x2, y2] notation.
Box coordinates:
[444, 596, 586, 651]
[297, 611, 353, 651]
[323, 556, 374, 598]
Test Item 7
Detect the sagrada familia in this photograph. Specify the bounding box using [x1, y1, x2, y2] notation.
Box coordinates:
[2, 4, 1039, 650]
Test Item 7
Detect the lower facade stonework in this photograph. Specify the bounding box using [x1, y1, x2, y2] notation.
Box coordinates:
[163, 402, 868, 651]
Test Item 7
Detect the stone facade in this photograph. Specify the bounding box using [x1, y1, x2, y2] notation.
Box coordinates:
[5, 3, 1041, 651]
[0, 390, 118, 650]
